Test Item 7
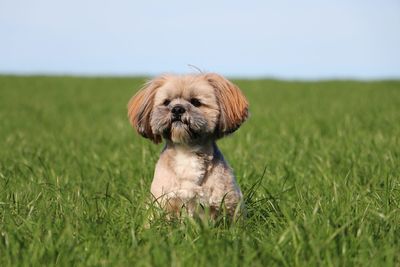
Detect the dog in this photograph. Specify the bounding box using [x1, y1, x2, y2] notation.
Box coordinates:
[128, 73, 248, 219]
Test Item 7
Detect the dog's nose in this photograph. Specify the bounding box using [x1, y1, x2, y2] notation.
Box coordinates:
[171, 105, 186, 115]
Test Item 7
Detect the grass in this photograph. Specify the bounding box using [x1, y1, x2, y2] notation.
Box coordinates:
[0, 75, 399, 266]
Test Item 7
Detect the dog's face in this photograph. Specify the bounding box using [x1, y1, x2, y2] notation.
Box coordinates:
[128, 73, 248, 144]
[150, 76, 220, 144]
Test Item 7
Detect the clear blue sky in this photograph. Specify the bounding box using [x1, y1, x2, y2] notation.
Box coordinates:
[1, 0, 399, 79]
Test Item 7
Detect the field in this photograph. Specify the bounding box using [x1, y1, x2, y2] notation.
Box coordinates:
[0, 76, 399, 266]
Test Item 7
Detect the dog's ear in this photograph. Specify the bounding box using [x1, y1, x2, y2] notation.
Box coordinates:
[205, 73, 248, 137]
[128, 77, 166, 144]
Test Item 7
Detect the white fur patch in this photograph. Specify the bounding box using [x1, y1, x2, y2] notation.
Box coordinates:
[173, 149, 205, 185]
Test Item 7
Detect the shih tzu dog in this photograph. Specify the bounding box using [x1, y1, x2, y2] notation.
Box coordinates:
[128, 73, 248, 219]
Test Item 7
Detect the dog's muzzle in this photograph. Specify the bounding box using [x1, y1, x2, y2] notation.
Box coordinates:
[171, 104, 185, 122]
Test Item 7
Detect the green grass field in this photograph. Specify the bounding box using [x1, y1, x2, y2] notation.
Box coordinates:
[0, 76, 399, 266]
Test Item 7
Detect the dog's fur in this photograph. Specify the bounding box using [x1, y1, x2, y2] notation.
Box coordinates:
[128, 73, 248, 218]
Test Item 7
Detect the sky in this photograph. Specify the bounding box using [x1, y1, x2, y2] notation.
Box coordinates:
[1, 0, 399, 79]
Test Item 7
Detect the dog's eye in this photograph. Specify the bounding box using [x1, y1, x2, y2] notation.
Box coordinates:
[190, 98, 201, 107]
[163, 99, 170, 106]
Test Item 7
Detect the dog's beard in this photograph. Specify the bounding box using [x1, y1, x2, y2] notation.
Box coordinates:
[170, 121, 191, 143]
[150, 107, 210, 144]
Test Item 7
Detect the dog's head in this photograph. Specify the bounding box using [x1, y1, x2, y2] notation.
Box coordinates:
[128, 73, 248, 144]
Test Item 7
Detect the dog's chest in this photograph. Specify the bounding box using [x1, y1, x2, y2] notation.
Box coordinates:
[172, 150, 209, 185]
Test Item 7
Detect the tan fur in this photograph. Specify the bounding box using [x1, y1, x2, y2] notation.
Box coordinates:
[128, 73, 249, 219]
[205, 73, 249, 136]
[128, 76, 168, 143]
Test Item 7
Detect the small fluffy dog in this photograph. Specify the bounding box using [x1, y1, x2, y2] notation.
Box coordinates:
[128, 73, 248, 218]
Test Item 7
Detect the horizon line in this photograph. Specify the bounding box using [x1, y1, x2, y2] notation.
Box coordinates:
[1, 71, 400, 82]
